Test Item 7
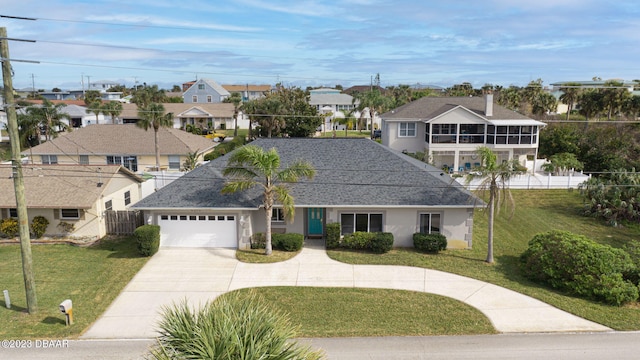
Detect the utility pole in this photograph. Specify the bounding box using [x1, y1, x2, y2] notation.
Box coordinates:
[0, 27, 38, 314]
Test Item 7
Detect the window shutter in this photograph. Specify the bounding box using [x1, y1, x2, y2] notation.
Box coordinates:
[53, 209, 59, 220]
[0, 208, 7, 219]
[79, 209, 85, 220]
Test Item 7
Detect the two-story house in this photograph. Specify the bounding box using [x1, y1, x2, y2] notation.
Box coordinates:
[381, 95, 546, 173]
[309, 88, 359, 131]
[183, 78, 230, 104]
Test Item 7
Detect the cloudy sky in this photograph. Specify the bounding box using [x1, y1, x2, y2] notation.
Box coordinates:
[1, 0, 639, 91]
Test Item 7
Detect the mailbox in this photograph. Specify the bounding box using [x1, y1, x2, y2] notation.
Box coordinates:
[59, 299, 73, 325]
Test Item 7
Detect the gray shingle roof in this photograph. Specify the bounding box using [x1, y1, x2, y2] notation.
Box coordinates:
[381, 96, 531, 120]
[133, 138, 478, 210]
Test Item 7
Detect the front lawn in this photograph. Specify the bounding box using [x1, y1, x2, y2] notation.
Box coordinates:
[225, 287, 496, 337]
[328, 190, 640, 330]
[0, 237, 149, 339]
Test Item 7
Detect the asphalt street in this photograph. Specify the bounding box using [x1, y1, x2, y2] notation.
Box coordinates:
[3, 332, 640, 360]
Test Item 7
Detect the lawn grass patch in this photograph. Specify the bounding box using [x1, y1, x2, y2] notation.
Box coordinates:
[328, 189, 640, 330]
[0, 237, 149, 339]
[236, 248, 299, 263]
[228, 287, 496, 337]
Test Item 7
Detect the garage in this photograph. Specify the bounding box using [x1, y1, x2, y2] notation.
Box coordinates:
[158, 214, 237, 248]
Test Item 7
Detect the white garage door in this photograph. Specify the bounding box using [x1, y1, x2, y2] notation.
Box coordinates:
[158, 214, 237, 248]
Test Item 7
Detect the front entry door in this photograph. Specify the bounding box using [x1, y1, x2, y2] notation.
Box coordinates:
[307, 208, 324, 236]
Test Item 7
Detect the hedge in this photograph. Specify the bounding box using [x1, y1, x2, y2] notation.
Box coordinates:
[250, 232, 304, 252]
[31, 216, 49, 239]
[325, 223, 341, 249]
[134, 224, 161, 257]
[520, 230, 638, 306]
[413, 233, 447, 253]
[0, 218, 19, 238]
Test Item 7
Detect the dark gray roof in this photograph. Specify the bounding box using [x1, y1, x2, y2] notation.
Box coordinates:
[133, 138, 478, 210]
[381, 96, 531, 120]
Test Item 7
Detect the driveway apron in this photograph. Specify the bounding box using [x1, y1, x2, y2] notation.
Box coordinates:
[81, 241, 610, 339]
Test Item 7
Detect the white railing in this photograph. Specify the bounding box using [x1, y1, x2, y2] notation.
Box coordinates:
[456, 171, 591, 190]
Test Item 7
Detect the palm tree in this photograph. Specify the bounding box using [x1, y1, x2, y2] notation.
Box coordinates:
[352, 89, 390, 138]
[559, 82, 582, 120]
[85, 99, 104, 124]
[222, 145, 315, 255]
[223, 92, 243, 137]
[137, 103, 174, 171]
[466, 147, 526, 263]
[25, 99, 69, 141]
[102, 101, 123, 124]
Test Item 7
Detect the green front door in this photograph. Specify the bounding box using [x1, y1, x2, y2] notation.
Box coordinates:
[307, 208, 324, 236]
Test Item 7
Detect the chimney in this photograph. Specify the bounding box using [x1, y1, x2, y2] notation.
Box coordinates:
[485, 93, 493, 117]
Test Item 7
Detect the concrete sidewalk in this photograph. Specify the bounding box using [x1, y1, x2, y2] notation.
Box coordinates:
[81, 241, 610, 339]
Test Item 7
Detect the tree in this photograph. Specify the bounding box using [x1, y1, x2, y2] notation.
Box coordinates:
[24, 99, 69, 141]
[223, 92, 243, 137]
[559, 82, 582, 120]
[102, 101, 123, 124]
[137, 103, 174, 170]
[352, 88, 391, 138]
[222, 145, 315, 255]
[132, 84, 167, 108]
[85, 99, 104, 124]
[182, 150, 199, 172]
[602, 80, 631, 120]
[578, 89, 604, 121]
[466, 147, 526, 263]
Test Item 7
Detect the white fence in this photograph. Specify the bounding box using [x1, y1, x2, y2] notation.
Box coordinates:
[456, 171, 591, 190]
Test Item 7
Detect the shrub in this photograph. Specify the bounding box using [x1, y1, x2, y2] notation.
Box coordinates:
[520, 230, 638, 305]
[251, 232, 266, 249]
[413, 233, 448, 253]
[623, 240, 640, 285]
[369, 232, 394, 253]
[325, 222, 341, 249]
[342, 231, 375, 250]
[134, 224, 160, 257]
[272, 233, 303, 252]
[0, 218, 19, 238]
[30, 216, 49, 238]
[150, 291, 324, 360]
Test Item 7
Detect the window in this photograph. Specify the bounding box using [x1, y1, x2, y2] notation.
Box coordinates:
[271, 208, 285, 222]
[192, 95, 198, 102]
[124, 191, 131, 206]
[168, 155, 181, 170]
[9, 208, 18, 217]
[419, 213, 441, 234]
[107, 155, 137, 172]
[78, 155, 89, 165]
[198, 84, 205, 90]
[206, 95, 212, 103]
[41, 155, 58, 164]
[60, 209, 80, 219]
[459, 124, 485, 143]
[399, 122, 416, 137]
[104, 200, 113, 211]
[340, 213, 383, 234]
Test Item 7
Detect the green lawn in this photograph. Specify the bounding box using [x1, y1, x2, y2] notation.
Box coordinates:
[225, 287, 496, 337]
[315, 130, 372, 138]
[328, 190, 640, 330]
[0, 237, 149, 339]
[236, 248, 299, 263]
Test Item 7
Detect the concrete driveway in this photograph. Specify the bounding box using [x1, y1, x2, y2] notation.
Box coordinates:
[81, 241, 610, 339]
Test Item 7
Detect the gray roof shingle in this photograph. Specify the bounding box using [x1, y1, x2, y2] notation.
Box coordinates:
[381, 96, 531, 120]
[133, 138, 478, 210]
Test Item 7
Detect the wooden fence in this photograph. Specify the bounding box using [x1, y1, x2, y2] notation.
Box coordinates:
[105, 210, 144, 235]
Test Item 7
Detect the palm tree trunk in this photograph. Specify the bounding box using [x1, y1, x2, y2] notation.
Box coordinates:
[486, 187, 496, 264]
[264, 205, 273, 255]
[233, 109, 238, 137]
[154, 128, 161, 171]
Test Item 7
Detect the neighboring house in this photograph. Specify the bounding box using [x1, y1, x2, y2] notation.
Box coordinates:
[381, 95, 546, 173]
[21, 124, 217, 172]
[309, 88, 358, 131]
[0, 164, 143, 239]
[133, 138, 480, 249]
[222, 84, 271, 101]
[183, 78, 230, 104]
[119, 103, 237, 129]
